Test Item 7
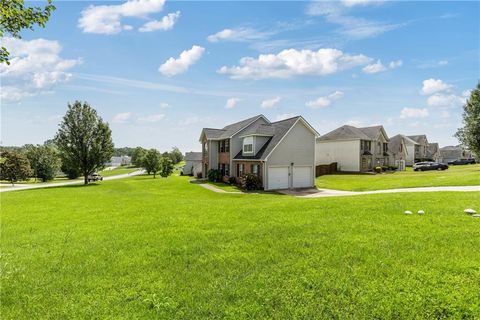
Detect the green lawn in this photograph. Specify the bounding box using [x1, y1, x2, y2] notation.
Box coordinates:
[2, 175, 479, 319]
[316, 164, 480, 191]
[205, 181, 243, 192]
[99, 166, 139, 177]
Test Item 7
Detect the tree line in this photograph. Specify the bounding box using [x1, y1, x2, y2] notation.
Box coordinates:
[0, 101, 182, 185]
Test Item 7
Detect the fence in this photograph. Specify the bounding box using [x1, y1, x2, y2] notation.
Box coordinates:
[315, 162, 337, 177]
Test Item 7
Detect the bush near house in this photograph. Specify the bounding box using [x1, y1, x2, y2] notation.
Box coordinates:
[207, 169, 222, 182]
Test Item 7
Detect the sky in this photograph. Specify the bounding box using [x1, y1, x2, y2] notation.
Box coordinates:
[1, 0, 479, 152]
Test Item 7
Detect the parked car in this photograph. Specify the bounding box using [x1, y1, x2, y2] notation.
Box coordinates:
[414, 162, 448, 171]
[448, 159, 476, 165]
[87, 173, 103, 182]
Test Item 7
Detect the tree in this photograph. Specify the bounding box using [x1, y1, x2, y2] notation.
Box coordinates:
[24, 144, 61, 182]
[142, 149, 162, 178]
[169, 147, 183, 164]
[160, 157, 174, 177]
[1, 0, 56, 64]
[131, 147, 147, 167]
[455, 83, 480, 157]
[0, 150, 32, 185]
[55, 101, 114, 185]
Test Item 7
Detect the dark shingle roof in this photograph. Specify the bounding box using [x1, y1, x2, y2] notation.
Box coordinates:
[202, 115, 267, 140]
[358, 125, 384, 140]
[184, 152, 202, 161]
[317, 125, 371, 141]
[239, 122, 275, 136]
[233, 116, 301, 161]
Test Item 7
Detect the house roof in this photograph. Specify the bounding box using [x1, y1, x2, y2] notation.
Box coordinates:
[239, 122, 276, 137]
[407, 135, 427, 144]
[184, 152, 202, 161]
[358, 125, 388, 141]
[317, 125, 371, 141]
[201, 115, 269, 141]
[233, 116, 305, 161]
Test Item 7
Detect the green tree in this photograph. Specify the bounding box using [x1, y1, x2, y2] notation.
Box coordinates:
[24, 144, 61, 182]
[142, 149, 162, 178]
[160, 157, 174, 177]
[55, 101, 114, 185]
[455, 83, 480, 157]
[1, 0, 56, 64]
[169, 146, 183, 164]
[131, 147, 147, 167]
[0, 150, 32, 185]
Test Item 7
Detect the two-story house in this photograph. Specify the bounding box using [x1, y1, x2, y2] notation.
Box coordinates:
[388, 134, 409, 167]
[199, 115, 319, 190]
[427, 142, 440, 162]
[407, 135, 429, 162]
[315, 125, 390, 172]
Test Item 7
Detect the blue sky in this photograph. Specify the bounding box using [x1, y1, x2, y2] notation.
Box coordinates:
[1, 0, 479, 152]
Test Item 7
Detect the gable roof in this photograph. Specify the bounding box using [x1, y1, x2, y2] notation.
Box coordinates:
[317, 125, 371, 141]
[200, 115, 269, 141]
[184, 152, 202, 161]
[388, 134, 408, 155]
[239, 122, 276, 137]
[358, 125, 389, 141]
[407, 134, 428, 144]
[233, 116, 317, 161]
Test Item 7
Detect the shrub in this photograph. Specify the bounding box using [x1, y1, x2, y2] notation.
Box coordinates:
[388, 165, 398, 171]
[228, 176, 236, 185]
[196, 172, 202, 179]
[381, 166, 388, 172]
[207, 169, 222, 182]
[244, 173, 262, 190]
[374, 166, 382, 173]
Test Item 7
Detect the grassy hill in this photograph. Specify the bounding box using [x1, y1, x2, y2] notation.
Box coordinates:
[2, 175, 479, 318]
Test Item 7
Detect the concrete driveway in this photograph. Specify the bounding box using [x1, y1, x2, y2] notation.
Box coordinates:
[0, 170, 144, 193]
[280, 185, 480, 198]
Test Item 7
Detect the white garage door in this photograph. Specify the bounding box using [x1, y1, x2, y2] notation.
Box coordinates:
[267, 166, 289, 190]
[293, 166, 312, 188]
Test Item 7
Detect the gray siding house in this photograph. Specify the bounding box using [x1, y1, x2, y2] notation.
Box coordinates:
[199, 115, 319, 190]
[183, 152, 202, 176]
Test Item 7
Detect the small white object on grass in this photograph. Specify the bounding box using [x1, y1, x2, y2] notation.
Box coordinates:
[464, 209, 477, 215]
[418, 210, 425, 215]
[472, 214, 480, 218]
[404, 210, 412, 215]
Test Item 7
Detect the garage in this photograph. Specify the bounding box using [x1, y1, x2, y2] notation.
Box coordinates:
[267, 166, 289, 190]
[292, 166, 313, 188]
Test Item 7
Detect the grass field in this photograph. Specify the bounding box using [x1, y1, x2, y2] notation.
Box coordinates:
[2, 175, 480, 319]
[316, 164, 480, 191]
[100, 166, 139, 177]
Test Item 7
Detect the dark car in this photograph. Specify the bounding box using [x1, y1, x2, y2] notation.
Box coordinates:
[448, 159, 476, 165]
[414, 162, 448, 171]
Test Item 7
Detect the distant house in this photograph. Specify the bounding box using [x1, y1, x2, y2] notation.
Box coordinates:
[316, 125, 390, 172]
[105, 156, 131, 167]
[427, 143, 440, 162]
[406, 135, 429, 162]
[388, 134, 409, 168]
[200, 114, 318, 190]
[183, 152, 202, 176]
[439, 145, 473, 163]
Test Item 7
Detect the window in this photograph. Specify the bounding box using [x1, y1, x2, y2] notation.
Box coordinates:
[383, 143, 388, 153]
[243, 144, 253, 153]
[225, 164, 229, 176]
[219, 139, 230, 153]
[204, 142, 208, 153]
[251, 164, 259, 176]
[361, 140, 371, 151]
[237, 164, 244, 176]
[218, 163, 229, 176]
[225, 139, 229, 152]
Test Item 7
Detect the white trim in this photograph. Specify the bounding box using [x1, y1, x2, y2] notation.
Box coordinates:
[232, 159, 262, 162]
[239, 133, 274, 139]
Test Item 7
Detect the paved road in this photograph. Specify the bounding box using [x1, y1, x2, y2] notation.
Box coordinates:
[280, 185, 480, 198]
[0, 170, 145, 193]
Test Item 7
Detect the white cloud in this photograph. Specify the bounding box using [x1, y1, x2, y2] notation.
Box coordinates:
[389, 59, 403, 69]
[306, 91, 344, 109]
[421, 78, 451, 95]
[225, 97, 241, 109]
[261, 96, 281, 109]
[139, 11, 180, 32]
[400, 107, 429, 119]
[207, 27, 271, 42]
[138, 113, 165, 122]
[440, 110, 450, 119]
[112, 112, 132, 123]
[160, 102, 171, 108]
[218, 48, 372, 80]
[362, 60, 386, 73]
[78, 0, 166, 34]
[362, 59, 402, 73]
[306, 1, 400, 40]
[0, 38, 81, 102]
[159, 45, 205, 77]
[427, 93, 465, 108]
[275, 113, 296, 121]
